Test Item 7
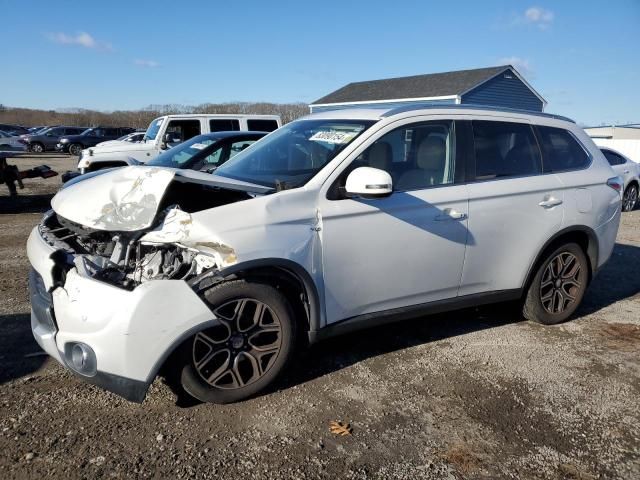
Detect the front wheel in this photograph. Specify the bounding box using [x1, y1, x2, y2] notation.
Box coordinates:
[622, 184, 638, 212]
[180, 280, 296, 404]
[30, 142, 44, 153]
[523, 243, 589, 325]
[68, 143, 83, 156]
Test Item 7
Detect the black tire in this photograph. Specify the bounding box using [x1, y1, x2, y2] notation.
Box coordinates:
[523, 243, 589, 325]
[68, 143, 83, 156]
[180, 280, 296, 404]
[30, 142, 44, 153]
[622, 184, 638, 212]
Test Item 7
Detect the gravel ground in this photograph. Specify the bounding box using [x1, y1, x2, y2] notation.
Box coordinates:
[1, 155, 639, 479]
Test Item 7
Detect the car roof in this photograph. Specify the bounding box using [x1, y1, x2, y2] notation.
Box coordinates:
[304, 103, 575, 124]
[198, 131, 268, 140]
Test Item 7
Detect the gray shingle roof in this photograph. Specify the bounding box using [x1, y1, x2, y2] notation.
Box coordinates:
[311, 65, 510, 105]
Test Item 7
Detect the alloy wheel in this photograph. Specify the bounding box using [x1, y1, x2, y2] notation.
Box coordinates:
[192, 298, 282, 389]
[69, 144, 81, 156]
[623, 185, 638, 212]
[31, 143, 43, 153]
[540, 252, 582, 314]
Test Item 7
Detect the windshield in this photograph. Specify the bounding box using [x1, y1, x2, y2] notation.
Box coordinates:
[147, 134, 221, 169]
[81, 128, 95, 136]
[214, 119, 374, 188]
[144, 117, 164, 141]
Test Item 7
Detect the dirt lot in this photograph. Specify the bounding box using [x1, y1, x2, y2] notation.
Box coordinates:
[1, 155, 639, 479]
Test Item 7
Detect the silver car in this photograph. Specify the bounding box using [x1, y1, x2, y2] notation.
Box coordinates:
[27, 105, 622, 404]
[600, 147, 639, 211]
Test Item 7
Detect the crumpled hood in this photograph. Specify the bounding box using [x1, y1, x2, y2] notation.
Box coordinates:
[51, 166, 271, 231]
[52, 166, 176, 231]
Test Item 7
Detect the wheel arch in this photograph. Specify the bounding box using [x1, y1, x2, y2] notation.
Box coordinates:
[150, 259, 321, 388]
[522, 226, 598, 292]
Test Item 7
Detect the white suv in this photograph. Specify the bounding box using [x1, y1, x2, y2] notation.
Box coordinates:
[28, 105, 622, 404]
[77, 114, 281, 173]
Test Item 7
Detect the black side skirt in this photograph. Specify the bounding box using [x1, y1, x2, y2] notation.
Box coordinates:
[308, 289, 522, 344]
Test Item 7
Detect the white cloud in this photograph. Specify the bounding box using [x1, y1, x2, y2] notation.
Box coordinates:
[497, 57, 535, 78]
[523, 6, 554, 28]
[133, 59, 160, 68]
[47, 32, 113, 51]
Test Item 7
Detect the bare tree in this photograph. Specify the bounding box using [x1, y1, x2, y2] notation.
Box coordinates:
[0, 102, 309, 129]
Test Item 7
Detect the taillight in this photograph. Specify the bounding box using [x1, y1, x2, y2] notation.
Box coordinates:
[607, 176, 623, 196]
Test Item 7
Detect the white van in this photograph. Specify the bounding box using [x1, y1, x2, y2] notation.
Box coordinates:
[77, 114, 281, 173]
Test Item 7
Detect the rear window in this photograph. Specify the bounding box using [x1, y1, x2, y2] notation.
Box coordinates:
[601, 149, 625, 166]
[472, 121, 542, 179]
[210, 119, 240, 132]
[537, 126, 591, 173]
[247, 119, 279, 132]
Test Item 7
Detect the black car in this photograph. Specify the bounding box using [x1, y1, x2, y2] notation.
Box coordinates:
[147, 131, 266, 171]
[57, 126, 136, 156]
[22, 126, 88, 153]
[62, 132, 266, 183]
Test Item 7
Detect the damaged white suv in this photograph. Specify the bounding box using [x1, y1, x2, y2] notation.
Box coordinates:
[28, 105, 622, 404]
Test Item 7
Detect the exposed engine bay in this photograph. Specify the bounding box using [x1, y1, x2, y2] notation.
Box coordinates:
[41, 178, 256, 290]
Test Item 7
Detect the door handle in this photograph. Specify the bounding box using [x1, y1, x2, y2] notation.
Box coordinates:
[435, 208, 467, 221]
[623, 170, 630, 174]
[538, 197, 563, 208]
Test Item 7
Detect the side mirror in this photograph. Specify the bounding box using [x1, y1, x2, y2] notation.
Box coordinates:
[345, 167, 392, 198]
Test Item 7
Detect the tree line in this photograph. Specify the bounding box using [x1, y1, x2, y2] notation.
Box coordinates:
[0, 102, 310, 129]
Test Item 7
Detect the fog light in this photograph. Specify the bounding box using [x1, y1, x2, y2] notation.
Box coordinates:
[65, 342, 97, 376]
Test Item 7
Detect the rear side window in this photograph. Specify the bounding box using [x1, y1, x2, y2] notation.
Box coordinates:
[537, 126, 591, 173]
[601, 149, 625, 166]
[247, 119, 279, 132]
[210, 119, 240, 132]
[166, 120, 201, 143]
[472, 121, 542, 180]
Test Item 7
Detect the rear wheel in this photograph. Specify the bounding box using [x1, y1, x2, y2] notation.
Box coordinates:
[30, 142, 44, 153]
[523, 243, 589, 325]
[180, 280, 296, 404]
[68, 143, 83, 156]
[622, 184, 638, 212]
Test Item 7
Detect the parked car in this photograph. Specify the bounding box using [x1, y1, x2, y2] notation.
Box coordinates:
[57, 127, 136, 156]
[0, 124, 29, 136]
[61, 132, 267, 183]
[22, 126, 87, 153]
[77, 114, 281, 173]
[27, 105, 621, 404]
[94, 131, 146, 149]
[600, 147, 639, 211]
[0, 130, 27, 151]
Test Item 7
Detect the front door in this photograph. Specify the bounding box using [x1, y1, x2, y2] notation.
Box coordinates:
[319, 120, 469, 324]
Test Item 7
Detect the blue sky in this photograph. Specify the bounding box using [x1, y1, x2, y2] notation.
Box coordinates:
[0, 0, 638, 125]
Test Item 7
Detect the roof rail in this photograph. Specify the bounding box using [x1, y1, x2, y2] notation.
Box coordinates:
[381, 103, 575, 123]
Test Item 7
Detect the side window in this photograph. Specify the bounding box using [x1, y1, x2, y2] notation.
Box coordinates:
[537, 126, 591, 173]
[93, 129, 106, 137]
[48, 128, 63, 136]
[472, 121, 541, 180]
[166, 120, 201, 144]
[229, 140, 256, 159]
[210, 119, 240, 132]
[352, 121, 455, 191]
[104, 128, 119, 137]
[601, 150, 625, 166]
[247, 119, 279, 132]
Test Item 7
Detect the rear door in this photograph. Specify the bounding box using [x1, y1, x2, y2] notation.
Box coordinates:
[460, 119, 564, 296]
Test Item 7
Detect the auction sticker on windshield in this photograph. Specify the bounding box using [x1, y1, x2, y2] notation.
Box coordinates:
[309, 130, 358, 145]
[190, 143, 208, 150]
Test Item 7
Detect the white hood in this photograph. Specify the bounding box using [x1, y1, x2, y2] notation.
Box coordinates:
[51, 166, 271, 231]
[90, 141, 152, 155]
